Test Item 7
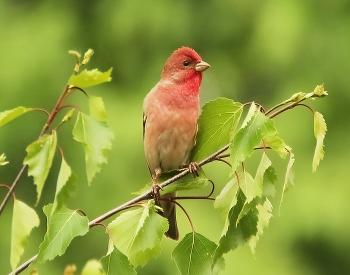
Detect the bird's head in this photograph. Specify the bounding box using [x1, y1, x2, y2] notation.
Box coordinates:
[162, 47, 210, 84]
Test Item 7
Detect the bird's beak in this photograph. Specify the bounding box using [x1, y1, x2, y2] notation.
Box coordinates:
[195, 61, 210, 72]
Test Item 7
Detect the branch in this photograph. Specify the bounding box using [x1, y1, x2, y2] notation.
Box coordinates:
[9, 144, 230, 275]
[0, 86, 71, 215]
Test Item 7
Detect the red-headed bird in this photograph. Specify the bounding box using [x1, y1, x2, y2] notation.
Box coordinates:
[143, 47, 209, 240]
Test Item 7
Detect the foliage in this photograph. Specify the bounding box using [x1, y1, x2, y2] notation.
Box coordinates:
[0, 50, 328, 275]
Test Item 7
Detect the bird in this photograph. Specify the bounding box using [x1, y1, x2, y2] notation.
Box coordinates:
[143, 47, 209, 240]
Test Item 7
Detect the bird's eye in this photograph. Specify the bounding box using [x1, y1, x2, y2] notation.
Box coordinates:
[182, 61, 190, 66]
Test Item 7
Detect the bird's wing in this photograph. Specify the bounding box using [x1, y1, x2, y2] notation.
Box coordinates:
[143, 113, 147, 140]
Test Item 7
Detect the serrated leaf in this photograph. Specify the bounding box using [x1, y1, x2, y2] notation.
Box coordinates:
[62, 108, 75, 123]
[51, 158, 77, 216]
[35, 205, 89, 264]
[81, 259, 104, 275]
[100, 245, 136, 275]
[89, 96, 108, 122]
[313, 111, 327, 172]
[0, 106, 33, 127]
[161, 170, 209, 194]
[190, 98, 243, 162]
[262, 120, 288, 158]
[250, 153, 272, 200]
[240, 103, 257, 129]
[23, 131, 57, 204]
[230, 105, 278, 173]
[108, 200, 168, 267]
[214, 176, 240, 220]
[11, 199, 40, 271]
[213, 189, 258, 265]
[68, 68, 112, 88]
[172, 232, 225, 275]
[279, 149, 295, 211]
[248, 199, 273, 255]
[73, 112, 114, 185]
[238, 171, 256, 204]
[262, 166, 277, 198]
[0, 153, 9, 166]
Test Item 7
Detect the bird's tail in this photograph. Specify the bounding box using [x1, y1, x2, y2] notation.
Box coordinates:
[160, 192, 179, 240]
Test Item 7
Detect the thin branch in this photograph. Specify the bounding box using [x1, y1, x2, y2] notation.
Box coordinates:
[215, 157, 232, 167]
[1, 86, 72, 215]
[0, 165, 26, 215]
[10, 144, 231, 275]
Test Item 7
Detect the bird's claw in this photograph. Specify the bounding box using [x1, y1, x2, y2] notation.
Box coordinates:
[188, 162, 200, 177]
[151, 183, 163, 202]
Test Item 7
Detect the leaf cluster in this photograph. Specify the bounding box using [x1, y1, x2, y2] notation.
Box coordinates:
[0, 50, 328, 275]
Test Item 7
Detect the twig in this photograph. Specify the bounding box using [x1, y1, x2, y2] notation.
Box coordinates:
[9, 144, 231, 275]
[0, 86, 72, 215]
[0, 165, 27, 215]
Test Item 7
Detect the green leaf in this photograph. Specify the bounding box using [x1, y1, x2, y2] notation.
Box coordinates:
[0, 153, 9, 166]
[172, 232, 225, 275]
[248, 199, 273, 255]
[230, 104, 277, 173]
[107, 200, 168, 267]
[73, 112, 114, 185]
[247, 152, 272, 201]
[81, 259, 104, 275]
[240, 102, 257, 129]
[312, 111, 327, 172]
[214, 176, 240, 220]
[213, 189, 258, 265]
[0, 106, 33, 127]
[190, 98, 243, 162]
[68, 68, 113, 88]
[238, 171, 256, 203]
[279, 149, 295, 211]
[100, 244, 136, 275]
[51, 158, 77, 216]
[23, 131, 57, 204]
[11, 199, 40, 271]
[89, 96, 108, 122]
[262, 166, 277, 198]
[161, 170, 210, 194]
[35, 205, 89, 264]
[262, 121, 288, 158]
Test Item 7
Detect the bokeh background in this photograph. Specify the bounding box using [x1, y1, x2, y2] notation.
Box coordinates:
[1, 1, 349, 274]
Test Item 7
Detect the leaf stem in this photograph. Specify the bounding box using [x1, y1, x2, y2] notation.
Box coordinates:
[33, 108, 50, 117]
[171, 200, 195, 232]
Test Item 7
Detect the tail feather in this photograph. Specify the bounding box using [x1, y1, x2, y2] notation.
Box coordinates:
[160, 192, 179, 240]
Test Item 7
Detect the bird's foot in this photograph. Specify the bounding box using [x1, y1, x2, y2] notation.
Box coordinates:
[151, 168, 163, 202]
[151, 183, 163, 202]
[186, 162, 200, 177]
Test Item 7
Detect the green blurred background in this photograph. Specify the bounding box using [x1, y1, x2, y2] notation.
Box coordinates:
[1, 0, 349, 274]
